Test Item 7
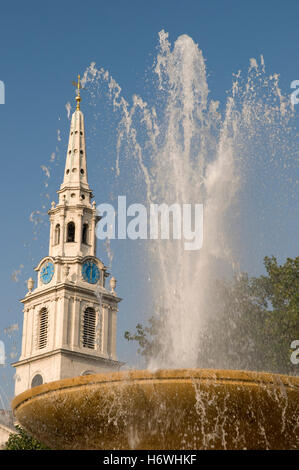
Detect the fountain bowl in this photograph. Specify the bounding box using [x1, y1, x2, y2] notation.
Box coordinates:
[12, 368, 299, 450]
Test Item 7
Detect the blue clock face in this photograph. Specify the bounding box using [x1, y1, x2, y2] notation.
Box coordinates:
[40, 262, 54, 284]
[82, 261, 100, 284]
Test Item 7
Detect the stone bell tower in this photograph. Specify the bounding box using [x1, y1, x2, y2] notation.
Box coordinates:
[13, 76, 123, 395]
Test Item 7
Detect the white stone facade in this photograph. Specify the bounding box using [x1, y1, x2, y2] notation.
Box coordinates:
[13, 103, 123, 396]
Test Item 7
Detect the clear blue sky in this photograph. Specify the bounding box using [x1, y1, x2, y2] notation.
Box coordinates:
[0, 0, 298, 405]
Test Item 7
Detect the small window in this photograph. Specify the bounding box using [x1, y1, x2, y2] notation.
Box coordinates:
[67, 222, 75, 242]
[31, 374, 43, 388]
[80, 169, 84, 175]
[82, 224, 88, 244]
[82, 307, 96, 349]
[80, 150, 83, 154]
[54, 224, 60, 245]
[38, 308, 48, 349]
[66, 169, 70, 175]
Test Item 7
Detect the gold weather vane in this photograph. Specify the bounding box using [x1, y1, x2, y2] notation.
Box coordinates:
[72, 74, 82, 110]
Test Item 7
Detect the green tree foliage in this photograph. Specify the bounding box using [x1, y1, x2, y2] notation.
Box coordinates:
[124, 314, 165, 359]
[125, 256, 299, 375]
[256, 256, 299, 372]
[4, 425, 49, 450]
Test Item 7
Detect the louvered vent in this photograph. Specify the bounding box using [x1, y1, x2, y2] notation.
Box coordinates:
[82, 307, 96, 349]
[39, 308, 48, 349]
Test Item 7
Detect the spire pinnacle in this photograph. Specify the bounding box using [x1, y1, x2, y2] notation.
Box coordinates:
[72, 74, 82, 110]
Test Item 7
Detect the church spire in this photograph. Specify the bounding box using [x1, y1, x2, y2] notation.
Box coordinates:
[60, 75, 90, 196]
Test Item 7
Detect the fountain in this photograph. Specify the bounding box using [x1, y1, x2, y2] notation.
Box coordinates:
[12, 32, 299, 449]
[11, 369, 298, 449]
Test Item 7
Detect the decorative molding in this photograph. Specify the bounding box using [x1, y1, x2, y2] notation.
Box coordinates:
[12, 347, 125, 368]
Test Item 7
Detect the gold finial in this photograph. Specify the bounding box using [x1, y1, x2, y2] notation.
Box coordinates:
[72, 74, 82, 110]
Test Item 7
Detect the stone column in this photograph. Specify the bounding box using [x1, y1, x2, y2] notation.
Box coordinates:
[110, 307, 118, 360]
[77, 210, 83, 255]
[60, 207, 66, 256]
[20, 308, 28, 359]
[51, 298, 58, 350]
[48, 300, 54, 351]
[28, 306, 35, 355]
[55, 297, 65, 348]
[102, 305, 109, 356]
[71, 297, 81, 348]
[61, 297, 70, 347]
[48, 216, 54, 255]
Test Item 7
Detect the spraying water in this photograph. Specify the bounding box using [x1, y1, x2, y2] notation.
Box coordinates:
[82, 31, 296, 370]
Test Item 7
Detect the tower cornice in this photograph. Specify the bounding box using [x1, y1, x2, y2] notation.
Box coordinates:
[12, 348, 125, 369]
[20, 282, 122, 306]
[35, 255, 107, 270]
[48, 203, 98, 217]
[57, 186, 93, 195]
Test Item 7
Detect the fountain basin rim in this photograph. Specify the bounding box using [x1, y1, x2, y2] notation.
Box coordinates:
[12, 367, 299, 413]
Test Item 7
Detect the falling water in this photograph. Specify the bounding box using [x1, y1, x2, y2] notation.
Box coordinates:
[82, 30, 296, 371]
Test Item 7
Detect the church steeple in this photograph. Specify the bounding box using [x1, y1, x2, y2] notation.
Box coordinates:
[13, 76, 123, 395]
[50, 77, 97, 259]
[60, 76, 90, 196]
[61, 109, 89, 189]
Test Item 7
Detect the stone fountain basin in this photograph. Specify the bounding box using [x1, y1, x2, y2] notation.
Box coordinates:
[12, 368, 299, 450]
